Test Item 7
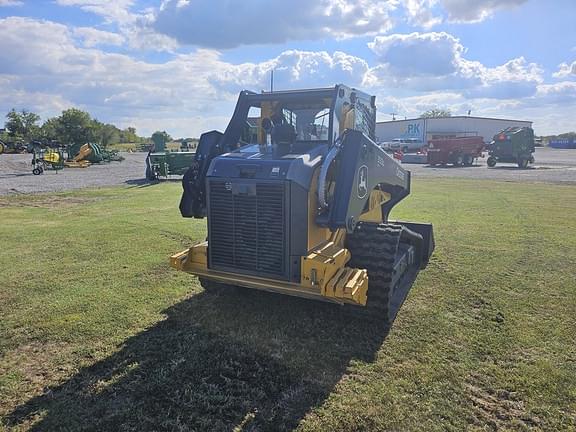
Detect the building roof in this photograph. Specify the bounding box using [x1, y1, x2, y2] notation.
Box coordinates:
[377, 115, 532, 125]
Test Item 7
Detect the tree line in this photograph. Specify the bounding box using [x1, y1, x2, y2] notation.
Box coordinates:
[0, 108, 148, 147]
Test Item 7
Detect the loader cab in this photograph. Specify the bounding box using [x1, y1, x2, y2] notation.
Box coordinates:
[220, 85, 376, 158]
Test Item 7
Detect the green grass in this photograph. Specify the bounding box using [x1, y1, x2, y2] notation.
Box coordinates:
[107, 142, 143, 152]
[0, 180, 575, 431]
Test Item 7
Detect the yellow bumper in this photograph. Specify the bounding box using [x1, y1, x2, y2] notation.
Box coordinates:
[170, 241, 368, 306]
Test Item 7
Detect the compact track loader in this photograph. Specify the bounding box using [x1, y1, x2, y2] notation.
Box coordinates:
[171, 85, 434, 325]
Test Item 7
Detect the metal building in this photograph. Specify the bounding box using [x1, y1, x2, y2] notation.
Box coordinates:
[376, 116, 533, 145]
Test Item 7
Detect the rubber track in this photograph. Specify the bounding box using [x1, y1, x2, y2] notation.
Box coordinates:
[345, 222, 403, 323]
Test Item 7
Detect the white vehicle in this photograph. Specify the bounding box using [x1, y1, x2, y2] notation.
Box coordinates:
[380, 138, 425, 152]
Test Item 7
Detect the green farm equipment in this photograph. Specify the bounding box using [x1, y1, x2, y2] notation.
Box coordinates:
[145, 134, 195, 180]
[1, 140, 27, 154]
[64, 143, 123, 168]
[487, 127, 535, 168]
[32, 146, 65, 175]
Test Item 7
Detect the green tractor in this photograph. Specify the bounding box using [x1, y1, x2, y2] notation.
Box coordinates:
[145, 133, 195, 181]
[487, 127, 535, 169]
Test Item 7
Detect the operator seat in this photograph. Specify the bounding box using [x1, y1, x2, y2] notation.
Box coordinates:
[272, 123, 297, 145]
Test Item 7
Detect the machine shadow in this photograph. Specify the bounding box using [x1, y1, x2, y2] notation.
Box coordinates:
[6, 288, 390, 431]
[125, 178, 184, 188]
[124, 179, 159, 187]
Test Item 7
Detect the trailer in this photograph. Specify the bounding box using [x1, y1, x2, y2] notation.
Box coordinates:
[427, 136, 485, 166]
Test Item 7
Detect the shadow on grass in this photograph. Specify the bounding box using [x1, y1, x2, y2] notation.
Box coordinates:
[125, 178, 184, 188]
[124, 179, 158, 188]
[6, 287, 389, 431]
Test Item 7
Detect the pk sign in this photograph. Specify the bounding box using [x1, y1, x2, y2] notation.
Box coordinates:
[405, 123, 421, 137]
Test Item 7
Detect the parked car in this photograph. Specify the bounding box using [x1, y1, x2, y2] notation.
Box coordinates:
[380, 138, 425, 153]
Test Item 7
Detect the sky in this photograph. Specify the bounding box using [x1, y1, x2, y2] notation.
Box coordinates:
[0, 0, 575, 138]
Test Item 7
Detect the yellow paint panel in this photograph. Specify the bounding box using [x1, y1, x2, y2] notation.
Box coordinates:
[358, 189, 391, 223]
[307, 168, 332, 250]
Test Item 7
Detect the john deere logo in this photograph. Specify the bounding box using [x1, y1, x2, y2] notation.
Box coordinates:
[357, 165, 368, 199]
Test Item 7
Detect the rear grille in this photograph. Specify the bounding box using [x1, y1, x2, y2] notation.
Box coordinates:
[208, 180, 287, 278]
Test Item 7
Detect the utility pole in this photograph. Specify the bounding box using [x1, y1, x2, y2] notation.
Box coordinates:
[270, 70, 274, 93]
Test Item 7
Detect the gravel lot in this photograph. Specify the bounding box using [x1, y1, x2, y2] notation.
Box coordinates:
[0, 152, 148, 195]
[409, 147, 576, 184]
[1, 147, 575, 195]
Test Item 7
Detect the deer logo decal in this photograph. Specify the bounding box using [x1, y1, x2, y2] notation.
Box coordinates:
[357, 165, 368, 199]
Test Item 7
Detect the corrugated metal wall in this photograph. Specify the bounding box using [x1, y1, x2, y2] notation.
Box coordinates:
[376, 117, 532, 144]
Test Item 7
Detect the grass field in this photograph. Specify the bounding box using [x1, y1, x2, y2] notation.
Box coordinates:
[1, 179, 575, 431]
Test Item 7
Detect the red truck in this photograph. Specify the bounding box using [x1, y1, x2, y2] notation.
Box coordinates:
[427, 136, 485, 167]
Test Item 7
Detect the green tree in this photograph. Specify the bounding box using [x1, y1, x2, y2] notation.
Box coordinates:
[420, 108, 452, 118]
[92, 120, 120, 147]
[40, 117, 61, 141]
[120, 127, 138, 143]
[5, 109, 41, 140]
[56, 108, 95, 145]
[151, 130, 171, 151]
[35, 109, 146, 147]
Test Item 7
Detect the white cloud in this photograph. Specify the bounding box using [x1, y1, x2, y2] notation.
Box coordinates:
[0, 17, 370, 136]
[152, 0, 397, 48]
[404, 0, 528, 27]
[55, 0, 178, 51]
[73, 27, 125, 47]
[404, 0, 442, 27]
[0, 17, 567, 137]
[55, 0, 135, 24]
[366, 32, 542, 99]
[52, 0, 532, 53]
[380, 92, 465, 117]
[404, 0, 442, 29]
[369, 32, 465, 76]
[0, 0, 23, 6]
[439, 0, 528, 23]
[553, 61, 576, 79]
[465, 57, 543, 99]
[211, 50, 370, 94]
[378, 89, 576, 135]
[534, 81, 576, 104]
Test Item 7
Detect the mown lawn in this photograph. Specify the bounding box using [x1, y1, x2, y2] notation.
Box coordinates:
[0, 179, 575, 431]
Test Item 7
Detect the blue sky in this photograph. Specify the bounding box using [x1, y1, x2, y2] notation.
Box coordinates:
[0, 0, 574, 137]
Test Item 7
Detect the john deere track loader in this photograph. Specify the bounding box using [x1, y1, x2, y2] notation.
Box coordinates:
[171, 85, 434, 325]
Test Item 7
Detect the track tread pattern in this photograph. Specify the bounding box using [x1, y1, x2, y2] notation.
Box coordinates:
[345, 222, 403, 324]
